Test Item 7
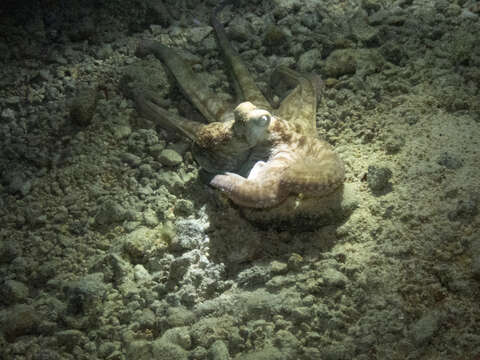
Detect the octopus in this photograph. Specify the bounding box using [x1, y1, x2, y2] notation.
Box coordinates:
[122, 4, 350, 229]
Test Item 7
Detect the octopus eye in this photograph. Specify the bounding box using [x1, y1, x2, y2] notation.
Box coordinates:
[257, 114, 270, 126]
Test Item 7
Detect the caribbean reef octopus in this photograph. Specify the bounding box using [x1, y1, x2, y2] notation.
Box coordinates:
[122, 4, 352, 229]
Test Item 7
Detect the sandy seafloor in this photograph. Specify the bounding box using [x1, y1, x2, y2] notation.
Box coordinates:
[0, 0, 479, 359]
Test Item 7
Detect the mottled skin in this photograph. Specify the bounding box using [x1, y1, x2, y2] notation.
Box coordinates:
[125, 4, 345, 215]
[210, 102, 344, 208]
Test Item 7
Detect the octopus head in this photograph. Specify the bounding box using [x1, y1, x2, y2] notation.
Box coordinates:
[233, 102, 272, 147]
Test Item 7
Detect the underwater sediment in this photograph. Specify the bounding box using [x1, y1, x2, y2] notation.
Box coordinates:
[0, 0, 479, 359]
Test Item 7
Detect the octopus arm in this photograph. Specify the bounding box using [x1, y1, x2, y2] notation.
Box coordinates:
[210, 159, 289, 208]
[133, 91, 204, 142]
[211, 4, 272, 110]
[136, 40, 231, 123]
[271, 66, 318, 135]
[280, 148, 345, 197]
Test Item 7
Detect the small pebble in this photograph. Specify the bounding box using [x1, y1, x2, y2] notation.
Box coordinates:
[367, 165, 392, 192]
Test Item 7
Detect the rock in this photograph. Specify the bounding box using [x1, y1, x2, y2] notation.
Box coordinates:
[95, 199, 127, 225]
[270, 261, 288, 275]
[320, 342, 354, 360]
[436, 152, 463, 169]
[191, 346, 208, 360]
[37, 69, 52, 82]
[145, 0, 172, 26]
[63, 273, 107, 324]
[263, 25, 288, 48]
[98, 341, 121, 358]
[322, 268, 348, 288]
[134, 264, 152, 283]
[290, 307, 314, 323]
[297, 48, 321, 73]
[368, 8, 389, 25]
[69, 85, 98, 127]
[367, 165, 392, 192]
[350, 10, 380, 45]
[157, 149, 183, 167]
[90, 253, 133, 284]
[266, 275, 294, 290]
[166, 306, 196, 328]
[137, 308, 156, 330]
[56, 329, 85, 350]
[301, 10, 320, 30]
[324, 49, 357, 78]
[128, 129, 160, 156]
[0, 279, 29, 305]
[121, 152, 142, 167]
[68, 17, 96, 42]
[448, 197, 478, 221]
[380, 41, 408, 66]
[1, 108, 16, 121]
[161, 326, 192, 350]
[125, 340, 154, 360]
[0, 242, 20, 264]
[410, 311, 441, 345]
[234, 345, 285, 360]
[5, 96, 20, 105]
[148, 142, 167, 158]
[151, 339, 189, 360]
[121, 59, 170, 107]
[362, 0, 382, 13]
[174, 199, 194, 217]
[112, 123, 132, 140]
[188, 26, 213, 44]
[273, 329, 300, 354]
[208, 340, 230, 360]
[96, 44, 113, 60]
[143, 208, 159, 227]
[123, 226, 169, 264]
[472, 237, 480, 281]
[384, 134, 405, 153]
[4, 170, 32, 196]
[272, 6, 288, 20]
[243, 291, 277, 319]
[167, 141, 190, 156]
[0, 304, 39, 340]
[139, 163, 154, 178]
[287, 253, 303, 271]
[190, 316, 237, 348]
[270, 0, 302, 12]
[157, 171, 184, 190]
[168, 256, 192, 282]
[237, 265, 270, 288]
[30, 349, 61, 359]
[227, 18, 252, 42]
[170, 218, 207, 252]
